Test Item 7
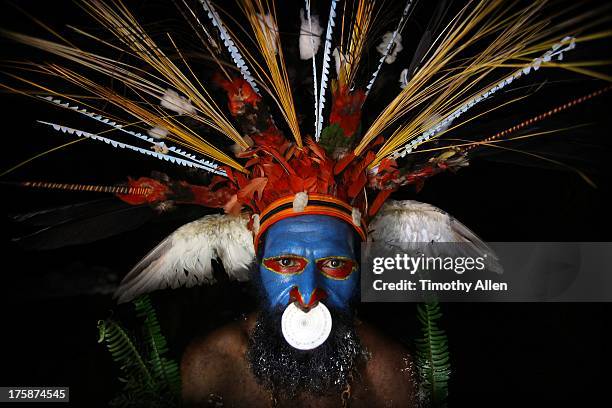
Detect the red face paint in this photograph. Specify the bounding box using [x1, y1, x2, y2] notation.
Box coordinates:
[262, 255, 308, 275]
[290, 287, 328, 309]
[316, 257, 356, 280]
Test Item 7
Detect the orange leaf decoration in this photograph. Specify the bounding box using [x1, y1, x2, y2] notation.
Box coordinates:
[237, 177, 268, 202]
[333, 152, 356, 175]
[369, 189, 395, 216]
[223, 194, 243, 215]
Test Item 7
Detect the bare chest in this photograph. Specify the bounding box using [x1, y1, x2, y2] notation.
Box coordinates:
[214, 365, 399, 408]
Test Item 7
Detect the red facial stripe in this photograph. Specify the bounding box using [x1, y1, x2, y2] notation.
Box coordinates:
[317, 257, 356, 280]
[262, 255, 308, 275]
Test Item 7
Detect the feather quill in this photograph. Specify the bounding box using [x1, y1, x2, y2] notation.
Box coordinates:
[13, 201, 154, 250]
[315, 0, 339, 141]
[199, 0, 260, 95]
[305, 1, 320, 139]
[37, 121, 226, 175]
[391, 36, 578, 159]
[365, 0, 414, 97]
[38, 96, 221, 171]
[239, 0, 303, 147]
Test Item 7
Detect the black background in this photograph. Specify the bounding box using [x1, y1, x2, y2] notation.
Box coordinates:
[1, 1, 611, 406]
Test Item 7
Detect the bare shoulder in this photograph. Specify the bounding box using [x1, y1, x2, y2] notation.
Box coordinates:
[180, 314, 419, 407]
[181, 315, 257, 406]
[356, 321, 419, 405]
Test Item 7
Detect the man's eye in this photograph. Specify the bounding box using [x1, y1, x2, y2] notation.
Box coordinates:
[325, 259, 345, 269]
[280, 258, 296, 267]
[317, 258, 356, 280]
[263, 256, 308, 274]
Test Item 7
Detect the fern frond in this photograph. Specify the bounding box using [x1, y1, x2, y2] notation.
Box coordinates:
[415, 301, 451, 407]
[98, 296, 181, 407]
[97, 319, 155, 392]
[134, 295, 181, 397]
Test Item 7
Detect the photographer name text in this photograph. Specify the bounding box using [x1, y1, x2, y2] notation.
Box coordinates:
[372, 279, 508, 292]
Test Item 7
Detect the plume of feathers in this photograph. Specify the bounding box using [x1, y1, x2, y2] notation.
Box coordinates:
[1, 0, 610, 302]
[115, 213, 254, 303]
[369, 200, 502, 274]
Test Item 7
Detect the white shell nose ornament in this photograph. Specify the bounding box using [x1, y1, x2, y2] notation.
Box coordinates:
[281, 302, 332, 350]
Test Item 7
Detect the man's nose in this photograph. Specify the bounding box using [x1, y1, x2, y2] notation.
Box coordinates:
[290, 286, 327, 309]
[288, 261, 327, 308]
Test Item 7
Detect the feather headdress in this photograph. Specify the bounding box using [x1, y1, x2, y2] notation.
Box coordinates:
[1, 0, 610, 301]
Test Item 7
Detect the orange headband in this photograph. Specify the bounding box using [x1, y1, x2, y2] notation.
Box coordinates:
[253, 193, 367, 251]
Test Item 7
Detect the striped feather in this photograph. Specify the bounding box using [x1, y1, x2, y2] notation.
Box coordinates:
[199, 0, 260, 95]
[315, 0, 339, 141]
[365, 0, 415, 97]
[305, 0, 320, 138]
[391, 36, 578, 159]
[38, 96, 221, 171]
[37, 121, 226, 175]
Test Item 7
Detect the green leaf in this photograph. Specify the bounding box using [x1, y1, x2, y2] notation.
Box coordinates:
[98, 295, 181, 407]
[133, 295, 182, 397]
[98, 319, 155, 392]
[319, 123, 354, 155]
[414, 301, 451, 407]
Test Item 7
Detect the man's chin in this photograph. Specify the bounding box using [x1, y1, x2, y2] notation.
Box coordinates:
[246, 303, 366, 398]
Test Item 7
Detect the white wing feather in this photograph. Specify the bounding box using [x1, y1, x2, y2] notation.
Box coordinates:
[369, 200, 502, 273]
[115, 213, 254, 303]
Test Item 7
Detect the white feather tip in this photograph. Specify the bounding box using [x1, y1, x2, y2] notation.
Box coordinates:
[352, 207, 362, 227]
[299, 8, 323, 60]
[293, 192, 309, 212]
[160, 89, 195, 115]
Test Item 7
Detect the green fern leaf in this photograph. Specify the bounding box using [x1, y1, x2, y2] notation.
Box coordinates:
[415, 301, 451, 407]
[97, 319, 155, 392]
[133, 295, 182, 397]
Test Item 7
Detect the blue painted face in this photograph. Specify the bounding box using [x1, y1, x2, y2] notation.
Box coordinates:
[259, 215, 359, 311]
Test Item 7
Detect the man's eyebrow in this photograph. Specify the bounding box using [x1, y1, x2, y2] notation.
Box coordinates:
[314, 255, 356, 261]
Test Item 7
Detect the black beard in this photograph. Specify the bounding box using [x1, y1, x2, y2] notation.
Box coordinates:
[246, 305, 367, 398]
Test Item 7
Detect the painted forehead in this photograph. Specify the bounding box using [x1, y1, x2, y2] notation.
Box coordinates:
[263, 215, 356, 255]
